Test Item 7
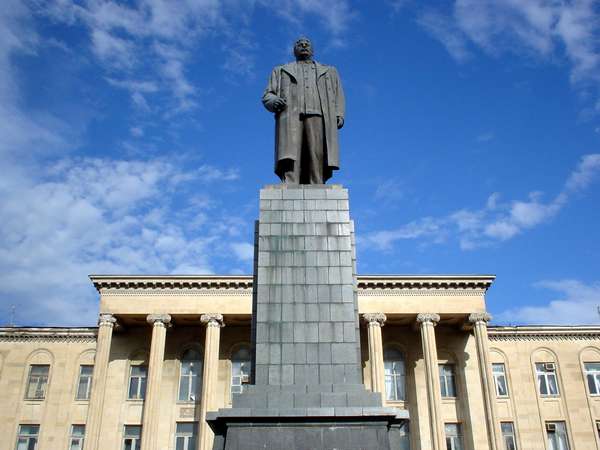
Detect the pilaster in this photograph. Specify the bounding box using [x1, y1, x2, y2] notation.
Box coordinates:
[198, 313, 224, 450]
[362, 313, 386, 395]
[417, 312, 444, 450]
[85, 313, 117, 450]
[140, 314, 171, 450]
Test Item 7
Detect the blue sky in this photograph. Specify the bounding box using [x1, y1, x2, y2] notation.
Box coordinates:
[1, 0, 599, 326]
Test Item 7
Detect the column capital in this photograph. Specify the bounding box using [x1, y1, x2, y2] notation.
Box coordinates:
[147, 314, 172, 326]
[468, 312, 492, 324]
[98, 313, 117, 327]
[362, 313, 387, 327]
[201, 313, 224, 328]
[416, 312, 440, 325]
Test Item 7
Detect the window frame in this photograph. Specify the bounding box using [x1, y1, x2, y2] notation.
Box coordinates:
[383, 346, 406, 402]
[230, 345, 251, 399]
[15, 424, 40, 450]
[25, 365, 50, 400]
[501, 422, 518, 450]
[122, 425, 141, 450]
[492, 363, 509, 397]
[584, 362, 600, 396]
[535, 362, 560, 397]
[68, 424, 85, 450]
[178, 349, 203, 403]
[75, 365, 93, 401]
[174, 422, 198, 450]
[546, 421, 570, 450]
[127, 365, 148, 401]
[444, 422, 464, 450]
[439, 363, 457, 398]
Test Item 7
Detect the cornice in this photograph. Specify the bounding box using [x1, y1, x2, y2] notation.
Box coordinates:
[0, 327, 97, 343]
[90, 274, 495, 292]
[489, 326, 600, 341]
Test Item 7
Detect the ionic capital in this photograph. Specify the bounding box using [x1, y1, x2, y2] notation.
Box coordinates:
[98, 313, 117, 327]
[147, 314, 172, 326]
[362, 313, 387, 327]
[468, 312, 492, 324]
[416, 313, 440, 325]
[200, 313, 224, 328]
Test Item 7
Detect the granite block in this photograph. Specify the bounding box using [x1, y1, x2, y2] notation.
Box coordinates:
[319, 364, 333, 384]
[294, 303, 306, 321]
[260, 189, 283, 200]
[318, 304, 330, 321]
[332, 343, 357, 364]
[326, 189, 348, 199]
[281, 364, 294, 385]
[318, 343, 332, 364]
[305, 323, 319, 343]
[304, 189, 327, 199]
[306, 343, 318, 363]
[294, 343, 307, 364]
[294, 392, 321, 408]
[321, 392, 347, 407]
[282, 344, 294, 364]
[282, 189, 303, 199]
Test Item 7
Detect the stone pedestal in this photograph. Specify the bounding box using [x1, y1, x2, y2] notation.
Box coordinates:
[207, 185, 406, 450]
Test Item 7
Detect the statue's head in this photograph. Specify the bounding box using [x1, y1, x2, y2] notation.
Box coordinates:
[293, 37, 313, 61]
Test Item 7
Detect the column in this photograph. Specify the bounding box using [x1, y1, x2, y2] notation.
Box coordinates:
[469, 312, 502, 450]
[417, 313, 444, 450]
[362, 313, 387, 395]
[140, 314, 171, 450]
[85, 313, 117, 450]
[198, 313, 224, 450]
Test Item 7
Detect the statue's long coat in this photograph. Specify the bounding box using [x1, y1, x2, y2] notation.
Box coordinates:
[262, 61, 345, 182]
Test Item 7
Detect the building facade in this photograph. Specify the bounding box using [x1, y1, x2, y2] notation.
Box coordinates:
[1, 275, 599, 450]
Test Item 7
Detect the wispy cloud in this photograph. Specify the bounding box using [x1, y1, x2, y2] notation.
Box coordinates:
[362, 154, 600, 251]
[417, 9, 471, 62]
[496, 279, 600, 325]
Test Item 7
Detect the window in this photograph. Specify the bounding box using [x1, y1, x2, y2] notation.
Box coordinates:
[501, 422, 517, 450]
[123, 425, 141, 450]
[68, 425, 85, 450]
[15, 425, 39, 450]
[175, 422, 198, 450]
[179, 349, 202, 402]
[384, 347, 405, 401]
[25, 365, 49, 400]
[445, 423, 463, 450]
[584, 363, 600, 395]
[128, 366, 147, 400]
[76, 366, 93, 400]
[546, 422, 570, 450]
[536, 363, 559, 396]
[397, 422, 410, 450]
[493, 363, 509, 397]
[231, 346, 251, 396]
[439, 364, 456, 398]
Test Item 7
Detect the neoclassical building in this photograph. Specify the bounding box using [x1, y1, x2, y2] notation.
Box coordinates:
[1, 274, 599, 450]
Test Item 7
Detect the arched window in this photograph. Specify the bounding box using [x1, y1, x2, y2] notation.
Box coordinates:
[179, 349, 203, 402]
[231, 346, 251, 396]
[384, 347, 405, 401]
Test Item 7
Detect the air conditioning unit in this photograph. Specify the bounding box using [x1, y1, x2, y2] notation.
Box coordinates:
[545, 363, 556, 371]
[546, 423, 557, 432]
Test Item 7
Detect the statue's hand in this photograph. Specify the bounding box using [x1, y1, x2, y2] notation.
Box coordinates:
[264, 95, 286, 113]
[337, 116, 344, 129]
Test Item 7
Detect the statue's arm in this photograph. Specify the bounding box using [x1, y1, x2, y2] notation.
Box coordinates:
[333, 67, 345, 128]
[262, 68, 286, 113]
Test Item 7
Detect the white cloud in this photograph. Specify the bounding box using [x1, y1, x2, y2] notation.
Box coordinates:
[497, 280, 600, 325]
[415, 0, 600, 109]
[362, 153, 600, 251]
[231, 242, 255, 261]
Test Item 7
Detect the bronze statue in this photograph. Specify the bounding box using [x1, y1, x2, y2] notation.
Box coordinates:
[262, 37, 345, 184]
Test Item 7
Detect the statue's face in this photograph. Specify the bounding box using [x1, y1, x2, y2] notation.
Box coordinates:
[294, 38, 313, 60]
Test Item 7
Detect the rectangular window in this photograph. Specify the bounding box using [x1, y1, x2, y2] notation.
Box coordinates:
[123, 425, 141, 450]
[445, 423, 463, 450]
[536, 363, 559, 396]
[76, 366, 93, 400]
[501, 422, 517, 450]
[25, 365, 49, 400]
[584, 363, 600, 395]
[128, 366, 147, 400]
[16, 424, 39, 450]
[175, 422, 198, 450]
[68, 425, 85, 450]
[546, 422, 570, 450]
[439, 364, 457, 398]
[493, 363, 509, 397]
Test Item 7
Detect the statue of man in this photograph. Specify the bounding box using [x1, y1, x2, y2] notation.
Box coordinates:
[262, 37, 345, 184]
